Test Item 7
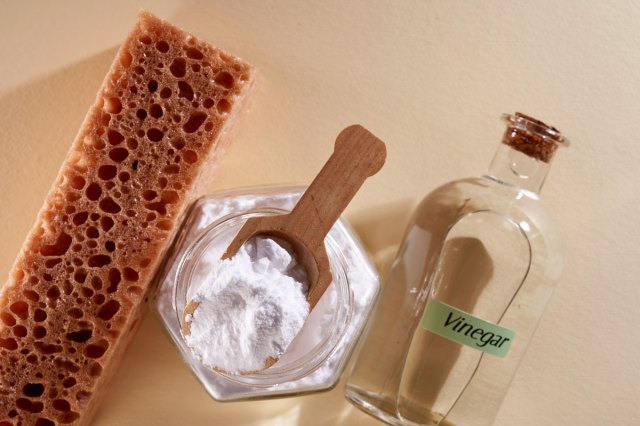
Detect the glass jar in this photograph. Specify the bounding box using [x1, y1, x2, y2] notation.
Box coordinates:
[345, 113, 569, 425]
[152, 185, 381, 401]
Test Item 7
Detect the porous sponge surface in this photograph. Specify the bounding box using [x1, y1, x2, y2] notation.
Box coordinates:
[0, 11, 253, 426]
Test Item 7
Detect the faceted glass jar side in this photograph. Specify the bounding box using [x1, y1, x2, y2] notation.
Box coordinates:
[152, 186, 381, 401]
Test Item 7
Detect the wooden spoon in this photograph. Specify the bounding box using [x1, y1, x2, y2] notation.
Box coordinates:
[181, 124, 386, 371]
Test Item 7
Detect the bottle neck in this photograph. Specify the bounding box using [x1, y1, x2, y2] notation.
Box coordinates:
[485, 143, 551, 196]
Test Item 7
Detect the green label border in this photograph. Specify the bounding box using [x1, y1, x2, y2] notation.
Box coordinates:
[421, 299, 515, 358]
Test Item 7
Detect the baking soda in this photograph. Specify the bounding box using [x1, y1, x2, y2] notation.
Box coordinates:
[184, 237, 310, 373]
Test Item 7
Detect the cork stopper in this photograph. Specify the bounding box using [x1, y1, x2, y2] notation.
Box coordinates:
[501, 112, 569, 163]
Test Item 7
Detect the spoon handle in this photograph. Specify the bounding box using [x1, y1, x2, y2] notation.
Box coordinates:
[287, 125, 386, 245]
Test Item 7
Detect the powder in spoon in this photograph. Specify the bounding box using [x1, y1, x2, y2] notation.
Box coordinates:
[184, 236, 310, 373]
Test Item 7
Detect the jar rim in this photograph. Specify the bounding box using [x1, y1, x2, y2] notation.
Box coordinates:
[173, 207, 353, 386]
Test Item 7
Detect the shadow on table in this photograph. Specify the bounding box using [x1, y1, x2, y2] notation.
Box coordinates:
[0, 47, 118, 276]
[348, 198, 416, 277]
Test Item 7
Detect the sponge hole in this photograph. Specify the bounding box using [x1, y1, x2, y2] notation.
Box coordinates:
[185, 47, 203, 59]
[183, 150, 198, 164]
[99, 198, 121, 214]
[155, 40, 169, 53]
[0, 338, 17, 350]
[109, 147, 129, 162]
[91, 277, 103, 291]
[46, 286, 61, 300]
[70, 175, 86, 190]
[160, 191, 178, 204]
[1, 312, 16, 327]
[169, 57, 187, 77]
[118, 172, 130, 183]
[143, 190, 157, 201]
[23, 290, 40, 302]
[33, 309, 47, 322]
[100, 217, 115, 232]
[88, 255, 111, 268]
[156, 220, 173, 231]
[98, 165, 117, 180]
[13, 325, 27, 338]
[85, 183, 102, 201]
[136, 109, 147, 120]
[23, 383, 45, 397]
[83, 339, 109, 358]
[73, 269, 87, 284]
[107, 269, 121, 293]
[10, 301, 28, 319]
[160, 87, 172, 98]
[170, 137, 185, 150]
[107, 129, 124, 146]
[40, 233, 72, 257]
[147, 128, 164, 142]
[104, 98, 122, 114]
[86, 226, 99, 239]
[65, 329, 92, 344]
[178, 81, 194, 100]
[16, 398, 44, 413]
[67, 308, 83, 319]
[126, 138, 138, 150]
[217, 99, 231, 114]
[89, 362, 102, 378]
[123, 267, 139, 282]
[97, 301, 120, 321]
[53, 399, 71, 412]
[182, 111, 207, 133]
[149, 104, 163, 119]
[214, 71, 235, 89]
[33, 326, 47, 339]
[73, 212, 89, 226]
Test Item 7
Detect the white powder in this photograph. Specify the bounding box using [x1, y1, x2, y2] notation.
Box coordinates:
[184, 236, 310, 373]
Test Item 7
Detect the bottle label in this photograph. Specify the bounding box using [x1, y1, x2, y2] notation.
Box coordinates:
[421, 299, 516, 358]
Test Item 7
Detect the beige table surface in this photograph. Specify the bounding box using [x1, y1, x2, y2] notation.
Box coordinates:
[1, 1, 639, 425]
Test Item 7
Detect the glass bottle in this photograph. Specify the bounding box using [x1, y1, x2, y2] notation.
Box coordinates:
[345, 113, 569, 426]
